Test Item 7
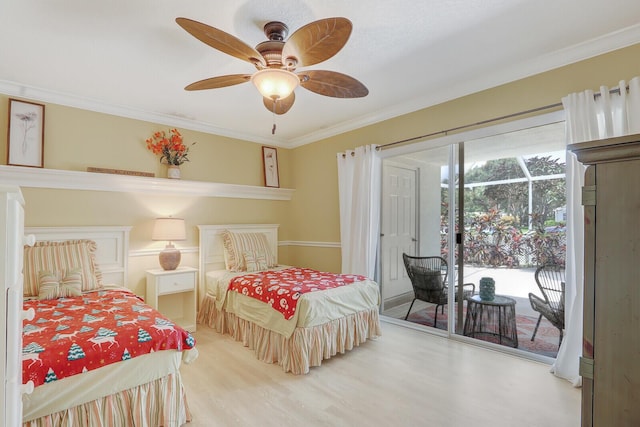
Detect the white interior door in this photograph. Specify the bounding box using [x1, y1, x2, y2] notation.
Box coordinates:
[380, 163, 417, 304]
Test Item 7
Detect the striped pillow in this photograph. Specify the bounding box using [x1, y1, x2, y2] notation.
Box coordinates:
[38, 268, 83, 300]
[23, 240, 103, 297]
[222, 230, 276, 271]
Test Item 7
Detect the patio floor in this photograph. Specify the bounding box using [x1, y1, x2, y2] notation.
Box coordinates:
[382, 265, 562, 358]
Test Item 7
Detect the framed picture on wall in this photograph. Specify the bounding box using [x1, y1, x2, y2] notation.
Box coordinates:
[7, 98, 45, 168]
[262, 146, 279, 188]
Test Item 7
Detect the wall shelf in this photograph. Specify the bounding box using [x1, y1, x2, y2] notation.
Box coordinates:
[0, 165, 295, 200]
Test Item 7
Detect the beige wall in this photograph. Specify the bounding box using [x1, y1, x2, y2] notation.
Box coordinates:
[287, 42, 640, 271]
[0, 102, 292, 187]
[0, 100, 295, 296]
[20, 187, 289, 295]
[1, 43, 639, 286]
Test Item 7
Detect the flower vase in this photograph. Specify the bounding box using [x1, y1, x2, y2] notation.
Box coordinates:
[479, 277, 495, 301]
[167, 165, 181, 179]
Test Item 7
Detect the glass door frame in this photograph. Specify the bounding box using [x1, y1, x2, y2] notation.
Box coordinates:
[379, 110, 565, 362]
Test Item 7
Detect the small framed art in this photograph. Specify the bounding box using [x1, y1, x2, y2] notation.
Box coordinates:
[262, 146, 279, 188]
[7, 98, 45, 168]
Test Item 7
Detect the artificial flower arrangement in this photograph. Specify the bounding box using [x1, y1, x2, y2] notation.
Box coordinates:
[145, 128, 195, 165]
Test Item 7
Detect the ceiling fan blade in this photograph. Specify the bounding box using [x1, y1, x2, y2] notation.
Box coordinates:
[282, 17, 352, 68]
[263, 92, 296, 115]
[299, 70, 368, 98]
[176, 17, 266, 68]
[184, 74, 252, 91]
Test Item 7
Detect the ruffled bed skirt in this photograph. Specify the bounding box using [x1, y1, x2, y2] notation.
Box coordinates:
[197, 293, 382, 374]
[23, 373, 192, 427]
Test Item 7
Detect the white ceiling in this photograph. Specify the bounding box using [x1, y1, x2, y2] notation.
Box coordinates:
[2, 0, 640, 148]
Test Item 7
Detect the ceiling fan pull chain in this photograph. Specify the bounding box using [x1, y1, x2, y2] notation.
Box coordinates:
[272, 99, 277, 135]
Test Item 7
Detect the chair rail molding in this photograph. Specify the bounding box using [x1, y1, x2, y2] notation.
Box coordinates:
[279, 240, 341, 248]
[0, 165, 294, 200]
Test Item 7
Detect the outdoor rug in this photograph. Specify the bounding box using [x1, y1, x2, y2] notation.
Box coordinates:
[406, 304, 561, 358]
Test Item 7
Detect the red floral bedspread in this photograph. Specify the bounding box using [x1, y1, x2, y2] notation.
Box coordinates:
[22, 289, 196, 387]
[228, 267, 367, 320]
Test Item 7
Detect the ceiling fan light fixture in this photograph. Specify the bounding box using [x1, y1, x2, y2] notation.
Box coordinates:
[251, 68, 299, 100]
[177, 17, 367, 119]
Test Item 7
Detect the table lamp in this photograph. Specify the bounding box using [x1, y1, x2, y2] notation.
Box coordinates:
[152, 217, 186, 270]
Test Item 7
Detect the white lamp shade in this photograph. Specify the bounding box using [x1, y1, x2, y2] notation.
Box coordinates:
[152, 217, 186, 242]
[251, 68, 299, 100]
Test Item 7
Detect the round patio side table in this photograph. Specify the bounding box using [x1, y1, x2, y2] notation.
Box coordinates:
[463, 294, 518, 348]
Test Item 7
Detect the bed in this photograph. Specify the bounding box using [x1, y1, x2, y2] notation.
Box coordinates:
[20, 226, 197, 427]
[197, 224, 381, 374]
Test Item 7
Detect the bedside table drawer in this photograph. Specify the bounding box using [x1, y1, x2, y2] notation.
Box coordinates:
[157, 272, 195, 295]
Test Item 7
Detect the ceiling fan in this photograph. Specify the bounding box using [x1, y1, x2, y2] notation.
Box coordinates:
[175, 17, 369, 117]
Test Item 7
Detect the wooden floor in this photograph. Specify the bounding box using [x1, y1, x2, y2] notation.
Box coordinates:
[181, 322, 580, 427]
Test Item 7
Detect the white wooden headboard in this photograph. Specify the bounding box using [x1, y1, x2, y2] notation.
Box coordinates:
[24, 226, 132, 287]
[197, 224, 279, 302]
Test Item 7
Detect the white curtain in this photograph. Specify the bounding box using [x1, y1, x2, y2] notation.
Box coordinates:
[552, 76, 640, 386]
[337, 145, 382, 279]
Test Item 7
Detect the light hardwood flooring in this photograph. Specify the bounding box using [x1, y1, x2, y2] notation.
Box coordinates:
[181, 321, 580, 427]
[383, 299, 433, 318]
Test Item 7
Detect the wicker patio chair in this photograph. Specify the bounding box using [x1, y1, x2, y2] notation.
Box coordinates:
[402, 253, 475, 326]
[529, 264, 565, 347]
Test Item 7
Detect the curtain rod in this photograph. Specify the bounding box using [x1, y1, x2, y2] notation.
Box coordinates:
[377, 102, 562, 151]
[341, 102, 560, 158]
[377, 84, 629, 151]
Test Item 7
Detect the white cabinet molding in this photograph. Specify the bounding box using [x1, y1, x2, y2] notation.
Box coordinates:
[0, 165, 294, 200]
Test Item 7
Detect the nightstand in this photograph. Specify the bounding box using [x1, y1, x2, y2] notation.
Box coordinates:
[146, 267, 197, 332]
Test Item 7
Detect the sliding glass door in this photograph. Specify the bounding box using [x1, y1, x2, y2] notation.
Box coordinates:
[380, 115, 567, 360]
[380, 145, 458, 331]
[459, 122, 566, 357]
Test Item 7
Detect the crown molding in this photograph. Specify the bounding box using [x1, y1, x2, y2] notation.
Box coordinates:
[0, 165, 295, 200]
[285, 23, 640, 148]
[0, 81, 291, 148]
[2, 24, 638, 148]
